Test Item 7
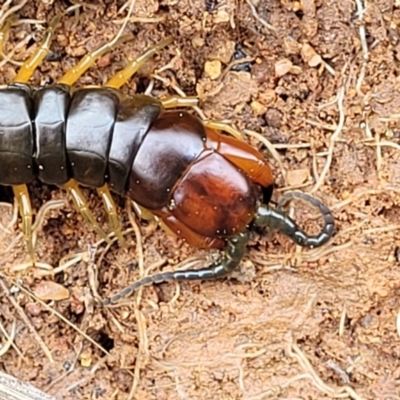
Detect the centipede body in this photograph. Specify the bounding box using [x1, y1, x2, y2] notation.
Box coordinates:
[0, 11, 335, 303]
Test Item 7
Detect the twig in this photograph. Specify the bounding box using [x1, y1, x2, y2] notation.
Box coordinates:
[244, 0, 276, 32]
[4, 276, 111, 357]
[339, 304, 346, 336]
[354, 0, 369, 62]
[125, 199, 146, 399]
[311, 85, 345, 194]
[0, 319, 16, 357]
[286, 337, 366, 400]
[0, 0, 28, 28]
[0, 277, 54, 362]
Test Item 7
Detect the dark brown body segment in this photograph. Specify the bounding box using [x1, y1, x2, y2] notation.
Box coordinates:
[128, 111, 206, 210]
[33, 85, 70, 185]
[65, 88, 119, 187]
[0, 84, 34, 185]
[108, 95, 162, 194]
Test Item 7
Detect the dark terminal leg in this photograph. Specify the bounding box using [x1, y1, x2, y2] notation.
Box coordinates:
[101, 231, 249, 305]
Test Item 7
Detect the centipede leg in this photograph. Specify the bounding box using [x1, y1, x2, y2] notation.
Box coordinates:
[158, 97, 245, 141]
[160, 96, 199, 109]
[12, 185, 34, 262]
[63, 180, 111, 244]
[13, 13, 62, 83]
[203, 120, 244, 140]
[57, 34, 133, 86]
[0, 18, 13, 55]
[131, 202, 156, 221]
[96, 184, 125, 246]
[102, 231, 249, 305]
[105, 37, 174, 89]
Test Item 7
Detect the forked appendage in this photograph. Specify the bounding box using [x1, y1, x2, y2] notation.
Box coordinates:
[96, 184, 125, 246]
[101, 231, 249, 305]
[254, 191, 335, 248]
[106, 37, 174, 89]
[12, 185, 35, 262]
[57, 34, 133, 86]
[13, 13, 62, 84]
[63, 180, 111, 244]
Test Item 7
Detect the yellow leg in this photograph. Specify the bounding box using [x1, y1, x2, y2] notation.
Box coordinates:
[158, 95, 244, 140]
[0, 18, 13, 55]
[203, 120, 244, 141]
[63, 180, 111, 243]
[105, 37, 174, 89]
[96, 184, 125, 246]
[160, 96, 199, 109]
[12, 185, 34, 262]
[58, 34, 133, 86]
[13, 13, 62, 83]
[132, 202, 155, 221]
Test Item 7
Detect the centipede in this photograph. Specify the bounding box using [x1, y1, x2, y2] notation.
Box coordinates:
[0, 13, 335, 305]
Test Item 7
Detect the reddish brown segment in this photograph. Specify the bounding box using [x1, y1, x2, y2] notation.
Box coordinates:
[205, 128, 274, 188]
[160, 214, 225, 249]
[125, 111, 275, 249]
[169, 151, 259, 239]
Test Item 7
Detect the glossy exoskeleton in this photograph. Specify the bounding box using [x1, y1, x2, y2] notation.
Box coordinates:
[0, 14, 335, 305]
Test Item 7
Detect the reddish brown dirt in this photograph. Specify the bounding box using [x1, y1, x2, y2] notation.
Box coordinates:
[0, 1, 400, 399]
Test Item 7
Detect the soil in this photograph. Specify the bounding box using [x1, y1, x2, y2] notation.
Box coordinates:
[0, 0, 400, 399]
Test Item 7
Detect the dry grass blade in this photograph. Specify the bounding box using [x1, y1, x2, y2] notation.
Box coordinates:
[286, 338, 366, 400]
[354, 0, 368, 62]
[1, 275, 110, 357]
[0, 33, 32, 67]
[0, 0, 27, 28]
[0, 277, 53, 362]
[0, 319, 16, 357]
[311, 85, 345, 193]
[0, 371, 56, 400]
[32, 199, 66, 234]
[244, 0, 276, 31]
[397, 311, 400, 340]
[125, 199, 147, 399]
[365, 140, 400, 153]
[0, 202, 13, 235]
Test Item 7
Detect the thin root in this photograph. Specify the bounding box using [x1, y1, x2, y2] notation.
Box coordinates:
[3, 274, 112, 357]
[286, 336, 366, 400]
[0, 0, 27, 28]
[0, 276, 54, 362]
[0, 319, 16, 357]
[244, 0, 276, 31]
[311, 85, 345, 194]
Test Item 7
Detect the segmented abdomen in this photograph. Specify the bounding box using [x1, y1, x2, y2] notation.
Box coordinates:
[0, 83, 164, 194]
[0, 83, 259, 239]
